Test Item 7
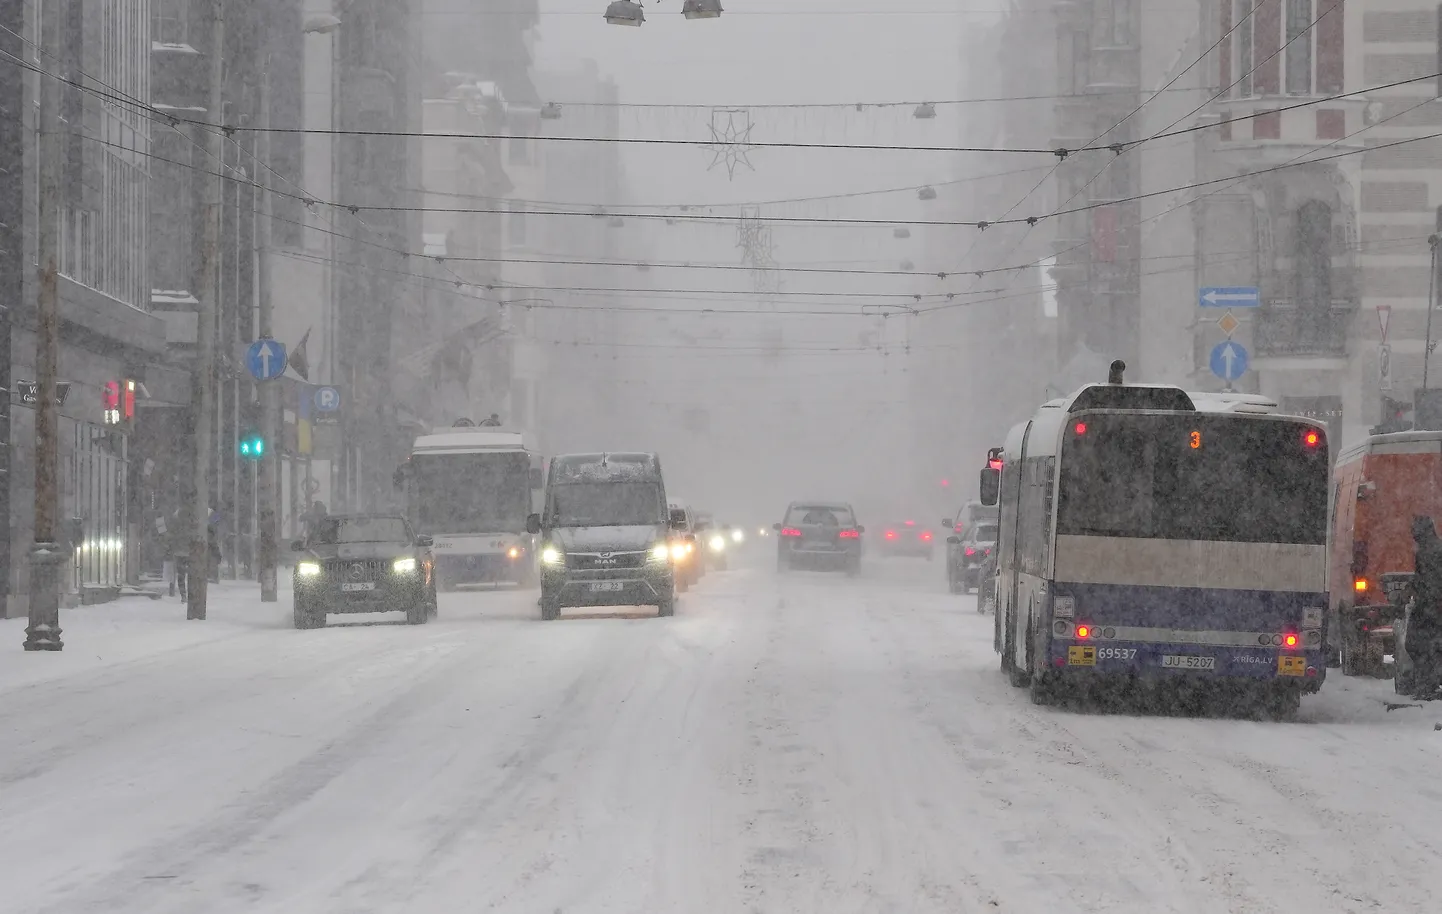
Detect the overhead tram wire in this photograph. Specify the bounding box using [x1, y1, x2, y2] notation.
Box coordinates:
[918, 88, 1442, 318]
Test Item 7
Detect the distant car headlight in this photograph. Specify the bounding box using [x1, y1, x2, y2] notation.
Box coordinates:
[731, 529, 744, 543]
[709, 535, 726, 551]
[650, 542, 670, 562]
[296, 561, 322, 577]
[393, 557, 418, 574]
[541, 545, 564, 565]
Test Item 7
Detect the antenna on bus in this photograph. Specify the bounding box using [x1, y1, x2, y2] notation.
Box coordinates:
[1107, 359, 1126, 385]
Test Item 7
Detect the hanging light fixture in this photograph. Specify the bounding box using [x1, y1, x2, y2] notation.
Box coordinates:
[604, 0, 645, 25]
[918, 186, 937, 201]
[608, 216, 625, 228]
[900, 260, 915, 271]
[913, 102, 936, 120]
[682, 0, 723, 18]
[893, 227, 911, 239]
[592, 206, 608, 219]
[540, 102, 562, 120]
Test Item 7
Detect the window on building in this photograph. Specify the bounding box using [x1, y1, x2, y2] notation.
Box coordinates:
[508, 201, 528, 248]
[1234, 0, 1254, 97]
[1294, 200, 1333, 312]
[1232, 0, 1323, 98]
[1284, 0, 1314, 96]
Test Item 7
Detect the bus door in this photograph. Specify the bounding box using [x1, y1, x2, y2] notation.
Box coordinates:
[999, 422, 1034, 653]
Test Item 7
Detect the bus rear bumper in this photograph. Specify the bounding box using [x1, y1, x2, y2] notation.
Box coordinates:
[1047, 643, 1326, 693]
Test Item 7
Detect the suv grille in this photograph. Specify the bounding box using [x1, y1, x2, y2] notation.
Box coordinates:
[322, 559, 388, 580]
[566, 551, 647, 570]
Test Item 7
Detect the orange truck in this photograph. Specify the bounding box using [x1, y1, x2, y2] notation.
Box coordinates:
[1330, 431, 1442, 676]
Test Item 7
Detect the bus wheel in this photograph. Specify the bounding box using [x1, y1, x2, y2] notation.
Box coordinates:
[1004, 610, 1031, 688]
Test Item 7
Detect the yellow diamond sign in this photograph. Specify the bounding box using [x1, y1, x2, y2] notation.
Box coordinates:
[1217, 310, 1239, 336]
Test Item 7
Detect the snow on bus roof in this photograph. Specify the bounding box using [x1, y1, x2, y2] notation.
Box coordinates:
[412, 428, 531, 454]
[1187, 392, 1280, 415]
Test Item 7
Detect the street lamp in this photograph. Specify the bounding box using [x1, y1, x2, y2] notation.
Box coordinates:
[604, 0, 645, 26]
[682, 0, 723, 19]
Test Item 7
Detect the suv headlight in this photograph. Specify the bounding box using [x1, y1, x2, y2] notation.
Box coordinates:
[296, 561, 322, 577]
[393, 557, 417, 574]
[650, 542, 670, 562]
[541, 545, 564, 565]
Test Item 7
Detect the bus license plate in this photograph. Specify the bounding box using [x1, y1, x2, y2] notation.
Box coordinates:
[1161, 654, 1215, 670]
[1067, 645, 1096, 666]
[1278, 656, 1306, 676]
[589, 582, 624, 593]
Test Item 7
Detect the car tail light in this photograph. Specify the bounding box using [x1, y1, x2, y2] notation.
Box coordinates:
[920, 531, 932, 542]
[964, 546, 975, 556]
[904, 520, 915, 526]
[780, 527, 802, 537]
[884, 530, 897, 540]
[839, 529, 860, 539]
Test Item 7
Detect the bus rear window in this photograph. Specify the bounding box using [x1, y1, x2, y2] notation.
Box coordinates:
[1056, 415, 1328, 544]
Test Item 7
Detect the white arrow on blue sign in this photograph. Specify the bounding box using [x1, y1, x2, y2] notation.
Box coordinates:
[313, 386, 342, 412]
[1209, 340, 1250, 381]
[1199, 286, 1260, 308]
[245, 339, 287, 381]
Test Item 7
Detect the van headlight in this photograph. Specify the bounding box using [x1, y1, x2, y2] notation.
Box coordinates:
[541, 545, 564, 565]
[650, 543, 670, 562]
[393, 557, 417, 574]
[296, 561, 322, 577]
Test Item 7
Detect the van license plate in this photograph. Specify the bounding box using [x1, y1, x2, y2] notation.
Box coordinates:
[589, 582, 624, 593]
[1278, 656, 1306, 676]
[1161, 655, 1215, 670]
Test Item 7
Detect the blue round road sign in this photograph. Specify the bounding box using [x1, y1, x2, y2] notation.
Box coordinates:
[1208, 340, 1250, 381]
[314, 386, 342, 412]
[245, 339, 287, 381]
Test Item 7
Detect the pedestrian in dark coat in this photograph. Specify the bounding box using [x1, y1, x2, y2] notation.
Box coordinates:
[1408, 516, 1442, 698]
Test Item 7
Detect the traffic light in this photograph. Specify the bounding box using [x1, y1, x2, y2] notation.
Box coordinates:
[238, 429, 265, 460]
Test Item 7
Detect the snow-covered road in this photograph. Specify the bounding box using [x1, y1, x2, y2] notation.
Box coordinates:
[3, 556, 1440, 914]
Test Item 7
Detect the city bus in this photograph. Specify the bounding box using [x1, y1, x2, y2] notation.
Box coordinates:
[980, 366, 1330, 717]
[396, 423, 544, 589]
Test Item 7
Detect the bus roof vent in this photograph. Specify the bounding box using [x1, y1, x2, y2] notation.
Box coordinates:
[1067, 383, 1196, 413]
[1108, 359, 1126, 385]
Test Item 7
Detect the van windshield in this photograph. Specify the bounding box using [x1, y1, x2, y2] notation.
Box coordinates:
[550, 482, 665, 527]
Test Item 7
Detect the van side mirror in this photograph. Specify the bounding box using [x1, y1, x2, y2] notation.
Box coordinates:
[979, 467, 1001, 506]
[416, 534, 434, 548]
[947, 535, 960, 545]
[941, 518, 953, 528]
[526, 513, 542, 535]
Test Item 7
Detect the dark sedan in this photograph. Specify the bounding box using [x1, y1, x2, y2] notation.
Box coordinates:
[775, 501, 863, 575]
[875, 519, 935, 560]
[292, 514, 437, 629]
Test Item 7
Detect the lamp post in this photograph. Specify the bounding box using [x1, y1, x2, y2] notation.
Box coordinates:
[1425, 233, 1439, 391]
[603, 0, 721, 26]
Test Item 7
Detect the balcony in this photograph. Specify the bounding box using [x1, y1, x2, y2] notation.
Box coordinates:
[1253, 302, 1354, 359]
[1200, 95, 1369, 168]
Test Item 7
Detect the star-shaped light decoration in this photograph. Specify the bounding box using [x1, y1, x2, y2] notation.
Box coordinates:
[706, 108, 756, 180]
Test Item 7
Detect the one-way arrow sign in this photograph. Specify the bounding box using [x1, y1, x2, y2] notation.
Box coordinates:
[1200, 286, 1260, 308]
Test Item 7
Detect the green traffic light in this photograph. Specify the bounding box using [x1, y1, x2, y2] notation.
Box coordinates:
[239, 434, 265, 459]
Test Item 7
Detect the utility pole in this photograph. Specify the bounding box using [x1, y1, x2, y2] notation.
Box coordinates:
[256, 66, 278, 601]
[25, 0, 66, 651]
[1425, 234, 1439, 391]
[188, 0, 224, 621]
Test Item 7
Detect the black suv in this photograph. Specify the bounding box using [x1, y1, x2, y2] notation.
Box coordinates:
[292, 514, 437, 628]
[775, 501, 864, 575]
[529, 452, 685, 620]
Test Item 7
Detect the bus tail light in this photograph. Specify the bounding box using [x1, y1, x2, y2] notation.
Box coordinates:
[1283, 633, 1299, 648]
[920, 530, 932, 542]
[1075, 625, 1092, 640]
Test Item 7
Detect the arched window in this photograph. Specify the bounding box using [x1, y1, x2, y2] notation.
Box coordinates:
[1294, 200, 1333, 312]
